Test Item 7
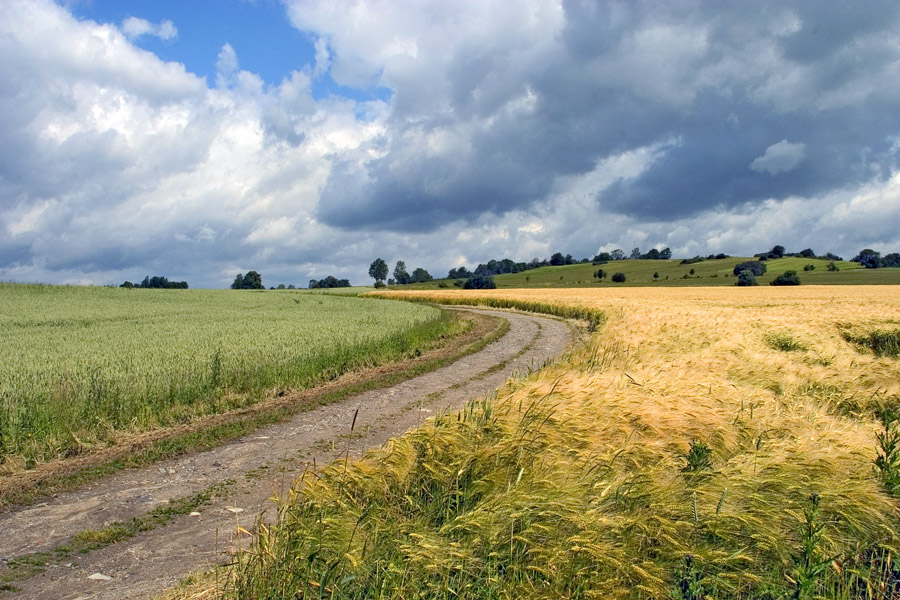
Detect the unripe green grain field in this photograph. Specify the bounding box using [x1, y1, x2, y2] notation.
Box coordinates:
[0, 283, 449, 468]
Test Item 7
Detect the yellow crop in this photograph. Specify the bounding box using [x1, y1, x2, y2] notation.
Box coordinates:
[223, 286, 900, 599]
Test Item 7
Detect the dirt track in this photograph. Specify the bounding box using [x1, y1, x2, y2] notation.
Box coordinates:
[0, 307, 574, 599]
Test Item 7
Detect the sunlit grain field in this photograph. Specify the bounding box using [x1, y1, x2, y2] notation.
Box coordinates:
[224, 286, 900, 599]
[0, 284, 449, 469]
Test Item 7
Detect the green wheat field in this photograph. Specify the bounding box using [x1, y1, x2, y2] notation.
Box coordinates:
[0, 283, 450, 468]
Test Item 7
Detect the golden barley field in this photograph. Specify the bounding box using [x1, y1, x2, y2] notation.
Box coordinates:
[223, 286, 900, 599]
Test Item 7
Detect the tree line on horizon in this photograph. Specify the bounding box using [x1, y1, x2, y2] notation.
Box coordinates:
[120, 275, 188, 289]
[367, 259, 433, 287]
[368, 243, 900, 288]
[123, 242, 900, 292]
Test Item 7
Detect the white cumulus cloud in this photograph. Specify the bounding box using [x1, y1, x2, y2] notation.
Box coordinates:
[749, 140, 807, 175]
[121, 16, 177, 41]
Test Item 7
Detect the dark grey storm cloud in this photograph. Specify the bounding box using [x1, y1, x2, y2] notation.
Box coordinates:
[314, 0, 900, 230]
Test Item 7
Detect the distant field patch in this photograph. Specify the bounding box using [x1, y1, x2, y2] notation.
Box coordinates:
[0, 284, 450, 468]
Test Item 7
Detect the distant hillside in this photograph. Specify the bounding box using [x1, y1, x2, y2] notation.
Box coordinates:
[398, 256, 900, 289]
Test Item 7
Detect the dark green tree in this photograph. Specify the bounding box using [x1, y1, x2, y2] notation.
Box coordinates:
[368, 258, 388, 283]
[463, 275, 496, 289]
[853, 248, 882, 268]
[241, 271, 263, 289]
[393, 260, 411, 284]
[135, 275, 188, 289]
[611, 272, 626, 283]
[447, 266, 472, 279]
[231, 273, 244, 289]
[733, 261, 767, 277]
[309, 276, 351, 289]
[411, 268, 432, 283]
[771, 270, 800, 286]
[735, 270, 757, 286]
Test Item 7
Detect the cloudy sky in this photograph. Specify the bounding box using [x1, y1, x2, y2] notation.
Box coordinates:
[2, 0, 900, 288]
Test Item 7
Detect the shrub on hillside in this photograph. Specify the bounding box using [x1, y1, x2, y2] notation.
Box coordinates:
[611, 272, 626, 283]
[853, 249, 882, 268]
[733, 261, 767, 277]
[464, 275, 496, 289]
[735, 270, 757, 286]
[827, 261, 839, 272]
[594, 269, 607, 280]
[803, 264, 815, 271]
[771, 270, 801, 286]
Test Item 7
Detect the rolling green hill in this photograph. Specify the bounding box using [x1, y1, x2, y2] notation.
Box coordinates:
[400, 256, 900, 289]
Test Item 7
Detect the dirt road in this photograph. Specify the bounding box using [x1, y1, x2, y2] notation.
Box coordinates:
[1, 307, 574, 599]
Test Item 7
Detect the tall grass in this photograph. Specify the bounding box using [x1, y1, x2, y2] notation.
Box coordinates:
[203, 287, 900, 598]
[0, 284, 452, 468]
[842, 329, 900, 358]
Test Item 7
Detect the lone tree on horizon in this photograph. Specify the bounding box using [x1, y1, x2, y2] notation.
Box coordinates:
[368, 258, 388, 284]
[231, 271, 264, 289]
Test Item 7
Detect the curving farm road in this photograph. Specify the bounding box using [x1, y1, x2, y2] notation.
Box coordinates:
[1, 307, 574, 599]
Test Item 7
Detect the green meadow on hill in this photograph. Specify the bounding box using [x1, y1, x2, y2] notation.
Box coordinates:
[402, 256, 900, 289]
